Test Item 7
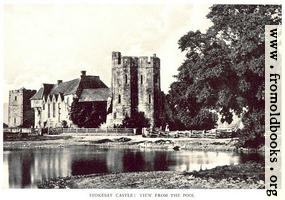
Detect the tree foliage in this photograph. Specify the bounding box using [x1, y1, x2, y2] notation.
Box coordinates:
[70, 98, 106, 128]
[168, 5, 281, 147]
[121, 112, 150, 129]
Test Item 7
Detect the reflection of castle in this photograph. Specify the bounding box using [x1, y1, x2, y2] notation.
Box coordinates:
[5, 149, 71, 188]
[107, 52, 163, 127]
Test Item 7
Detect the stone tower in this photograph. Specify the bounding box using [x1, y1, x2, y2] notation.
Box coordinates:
[8, 88, 36, 127]
[138, 54, 161, 126]
[109, 51, 161, 127]
[111, 52, 138, 125]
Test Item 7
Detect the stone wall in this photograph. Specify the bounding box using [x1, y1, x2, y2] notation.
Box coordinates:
[34, 94, 73, 128]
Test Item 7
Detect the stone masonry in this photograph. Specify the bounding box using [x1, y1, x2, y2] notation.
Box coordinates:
[109, 51, 161, 127]
[8, 88, 36, 127]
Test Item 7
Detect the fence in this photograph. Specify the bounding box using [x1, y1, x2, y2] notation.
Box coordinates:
[3, 127, 39, 135]
[62, 127, 135, 136]
[3, 127, 136, 136]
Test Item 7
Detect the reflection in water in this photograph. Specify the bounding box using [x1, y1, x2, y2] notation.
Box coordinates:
[3, 146, 264, 188]
[4, 149, 71, 188]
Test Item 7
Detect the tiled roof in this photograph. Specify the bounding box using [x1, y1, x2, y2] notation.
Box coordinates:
[31, 75, 109, 101]
[50, 78, 80, 96]
[79, 88, 111, 102]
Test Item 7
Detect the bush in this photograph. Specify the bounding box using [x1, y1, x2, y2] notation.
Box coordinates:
[121, 112, 150, 129]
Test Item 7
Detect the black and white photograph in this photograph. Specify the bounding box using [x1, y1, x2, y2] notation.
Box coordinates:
[0, 0, 283, 199]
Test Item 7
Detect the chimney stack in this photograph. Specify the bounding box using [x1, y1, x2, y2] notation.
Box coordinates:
[81, 70, 86, 78]
[57, 80, 63, 85]
[153, 53, 156, 57]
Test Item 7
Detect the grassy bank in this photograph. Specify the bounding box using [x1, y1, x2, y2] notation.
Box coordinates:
[3, 134, 241, 151]
[38, 162, 264, 189]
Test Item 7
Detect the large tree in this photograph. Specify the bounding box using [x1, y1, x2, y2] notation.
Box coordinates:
[70, 98, 107, 128]
[168, 5, 281, 147]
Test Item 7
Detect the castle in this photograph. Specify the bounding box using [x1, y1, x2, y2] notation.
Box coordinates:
[8, 88, 36, 127]
[8, 52, 162, 129]
[107, 51, 162, 127]
[30, 71, 110, 128]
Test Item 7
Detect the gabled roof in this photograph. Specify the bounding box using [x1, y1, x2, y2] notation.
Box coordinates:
[31, 75, 109, 101]
[50, 78, 80, 96]
[79, 88, 111, 102]
[30, 84, 54, 100]
[30, 87, 44, 100]
[80, 76, 108, 89]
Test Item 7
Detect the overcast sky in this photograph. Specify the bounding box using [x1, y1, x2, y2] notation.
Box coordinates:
[4, 4, 212, 104]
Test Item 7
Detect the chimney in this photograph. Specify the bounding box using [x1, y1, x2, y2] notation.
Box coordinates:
[153, 53, 156, 58]
[57, 80, 63, 85]
[81, 70, 86, 78]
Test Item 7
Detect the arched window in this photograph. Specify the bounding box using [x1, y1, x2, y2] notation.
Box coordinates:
[48, 103, 51, 118]
[53, 102, 56, 117]
[149, 94, 151, 104]
[118, 94, 121, 104]
[125, 74, 128, 84]
[58, 103, 61, 122]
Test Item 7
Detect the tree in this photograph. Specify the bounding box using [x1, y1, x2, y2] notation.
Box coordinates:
[121, 112, 150, 129]
[168, 5, 281, 147]
[61, 120, 68, 128]
[70, 98, 107, 128]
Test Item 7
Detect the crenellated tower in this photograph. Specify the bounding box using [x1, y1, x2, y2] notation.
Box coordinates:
[137, 54, 160, 126]
[109, 51, 161, 127]
[111, 52, 138, 125]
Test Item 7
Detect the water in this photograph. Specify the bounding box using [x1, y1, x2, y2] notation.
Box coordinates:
[3, 146, 264, 188]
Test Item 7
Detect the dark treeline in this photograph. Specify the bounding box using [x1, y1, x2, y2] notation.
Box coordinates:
[166, 5, 282, 148]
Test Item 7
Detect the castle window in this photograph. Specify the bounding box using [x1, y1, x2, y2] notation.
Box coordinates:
[14, 96, 17, 101]
[43, 103, 45, 110]
[58, 103, 61, 122]
[53, 102, 56, 117]
[114, 112, 117, 119]
[66, 97, 69, 106]
[14, 118, 16, 125]
[48, 103, 50, 118]
[125, 74, 128, 84]
[118, 95, 121, 104]
[149, 94, 151, 104]
[141, 75, 143, 85]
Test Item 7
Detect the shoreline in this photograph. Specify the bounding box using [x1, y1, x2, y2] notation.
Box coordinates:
[3, 134, 264, 153]
[38, 162, 265, 189]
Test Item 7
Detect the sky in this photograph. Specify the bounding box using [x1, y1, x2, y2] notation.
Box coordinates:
[3, 3, 212, 122]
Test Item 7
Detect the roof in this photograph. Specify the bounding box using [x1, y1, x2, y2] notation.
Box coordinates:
[79, 88, 111, 102]
[30, 75, 109, 101]
[30, 88, 44, 100]
[50, 78, 80, 96]
[30, 84, 54, 100]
